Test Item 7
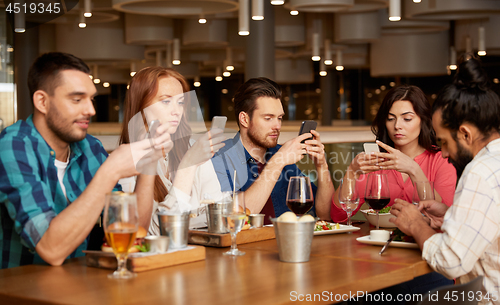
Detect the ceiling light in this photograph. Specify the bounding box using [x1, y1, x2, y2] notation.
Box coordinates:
[223, 71, 231, 77]
[335, 50, 344, 71]
[194, 76, 201, 87]
[271, 0, 284, 5]
[324, 39, 332, 65]
[449, 46, 457, 70]
[290, 10, 299, 16]
[130, 62, 136, 77]
[199, 15, 207, 24]
[225, 47, 234, 71]
[79, 11, 86, 28]
[239, 0, 250, 36]
[84, 0, 92, 17]
[92, 65, 100, 84]
[14, 11, 25, 33]
[413, 0, 421, 2]
[389, 0, 401, 22]
[103, 82, 110, 88]
[252, 0, 264, 20]
[478, 27, 486, 56]
[173, 38, 181, 65]
[93, 78, 101, 84]
[215, 67, 222, 81]
[319, 61, 327, 76]
[311, 33, 320, 61]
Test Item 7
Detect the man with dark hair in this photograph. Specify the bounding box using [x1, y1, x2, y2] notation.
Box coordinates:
[0, 52, 171, 268]
[390, 56, 500, 301]
[211, 77, 333, 222]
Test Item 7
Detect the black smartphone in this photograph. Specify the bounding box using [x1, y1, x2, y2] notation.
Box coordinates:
[298, 120, 317, 143]
[148, 119, 161, 138]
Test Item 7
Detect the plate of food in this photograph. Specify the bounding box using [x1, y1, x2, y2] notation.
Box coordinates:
[314, 220, 361, 235]
[356, 229, 418, 249]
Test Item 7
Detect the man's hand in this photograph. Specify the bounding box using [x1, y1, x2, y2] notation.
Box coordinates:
[271, 133, 309, 167]
[305, 130, 327, 168]
[418, 200, 449, 230]
[390, 199, 427, 236]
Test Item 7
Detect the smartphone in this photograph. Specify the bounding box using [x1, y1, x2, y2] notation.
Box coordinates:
[148, 119, 161, 138]
[298, 120, 317, 143]
[211, 116, 227, 131]
[363, 142, 380, 154]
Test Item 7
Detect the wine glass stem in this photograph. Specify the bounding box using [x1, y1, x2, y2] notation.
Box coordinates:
[117, 255, 127, 274]
[347, 212, 352, 227]
[376, 212, 380, 230]
[230, 232, 238, 252]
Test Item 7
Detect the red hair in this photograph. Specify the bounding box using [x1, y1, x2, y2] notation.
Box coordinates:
[120, 67, 192, 203]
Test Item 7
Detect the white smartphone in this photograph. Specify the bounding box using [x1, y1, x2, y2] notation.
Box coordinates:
[211, 116, 227, 131]
[363, 142, 380, 154]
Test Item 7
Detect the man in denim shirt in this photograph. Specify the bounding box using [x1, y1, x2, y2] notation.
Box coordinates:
[0, 53, 172, 268]
[211, 78, 333, 223]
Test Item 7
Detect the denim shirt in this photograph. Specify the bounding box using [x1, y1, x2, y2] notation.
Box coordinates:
[211, 132, 317, 217]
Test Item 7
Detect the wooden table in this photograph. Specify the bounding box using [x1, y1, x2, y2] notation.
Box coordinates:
[0, 223, 431, 305]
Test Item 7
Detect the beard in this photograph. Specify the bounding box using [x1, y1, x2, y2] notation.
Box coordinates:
[449, 140, 474, 179]
[46, 104, 87, 143]
[247, 123, 279, 149]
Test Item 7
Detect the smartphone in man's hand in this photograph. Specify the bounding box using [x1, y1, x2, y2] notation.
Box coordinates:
[298, 120, 317, 143]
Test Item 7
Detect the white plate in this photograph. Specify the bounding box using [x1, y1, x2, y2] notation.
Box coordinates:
[356, 235, 419, 249]
[314, 224, 361, 235]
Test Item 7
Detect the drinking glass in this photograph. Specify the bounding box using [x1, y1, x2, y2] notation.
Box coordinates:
[412, 181, 434, 207]
[338, 177, 360, 229]
[286, 176, 314, 216]
[222, 191, 246, 256]
[103, 192, 139, 279]
[364, 173, 390, 229]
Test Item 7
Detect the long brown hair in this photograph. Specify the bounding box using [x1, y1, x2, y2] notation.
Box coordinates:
[371, 85, 438, 153]
[120, 67, 192, 202]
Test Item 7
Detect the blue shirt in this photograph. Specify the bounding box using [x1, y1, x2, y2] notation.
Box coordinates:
[0, 115, 118, 268]
[211, 132, 317, 217]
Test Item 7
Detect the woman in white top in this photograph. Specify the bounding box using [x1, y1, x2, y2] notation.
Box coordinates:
[119, 67, 224, 234]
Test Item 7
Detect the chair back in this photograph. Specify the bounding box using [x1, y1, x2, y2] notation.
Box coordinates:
[418, 276, 484, 305]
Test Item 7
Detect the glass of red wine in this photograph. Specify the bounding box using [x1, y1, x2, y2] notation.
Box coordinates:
[364, 173, 390, 229]
[286, 176, 314, 215]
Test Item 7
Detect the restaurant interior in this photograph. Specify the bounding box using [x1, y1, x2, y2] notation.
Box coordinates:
[2, 1, 500, 303]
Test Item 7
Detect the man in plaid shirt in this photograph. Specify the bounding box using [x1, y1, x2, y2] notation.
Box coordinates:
[391, 56, 500, 304]
[0, 53, 172, 268]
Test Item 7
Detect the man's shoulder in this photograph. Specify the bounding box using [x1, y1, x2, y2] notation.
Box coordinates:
[0, 120, 42, 150]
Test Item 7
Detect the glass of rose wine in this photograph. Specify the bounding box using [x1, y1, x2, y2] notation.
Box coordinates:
[103, 192, 139, 279]
[338, 177, 359, 230]
[286, 176, 314, 216]
[222, 191, 246, 256]
[364, 173, 390, 230]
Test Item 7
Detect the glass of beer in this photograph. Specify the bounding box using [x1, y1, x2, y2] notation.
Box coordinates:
[103, 192, 139, 279]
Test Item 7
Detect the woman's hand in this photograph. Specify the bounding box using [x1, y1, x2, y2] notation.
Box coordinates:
[348, 152, 383, 177]
[369, 140, 420, 176]
[180, 129, 225, 169]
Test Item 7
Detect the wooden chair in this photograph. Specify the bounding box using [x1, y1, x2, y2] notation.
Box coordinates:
[418, 276, 484, 305]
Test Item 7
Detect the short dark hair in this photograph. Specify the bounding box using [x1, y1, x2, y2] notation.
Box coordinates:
[371, 85, 438, 152]
[28, 52, 90, 102]
[233, 77, 282, 127]
[433, 54, 500, 138]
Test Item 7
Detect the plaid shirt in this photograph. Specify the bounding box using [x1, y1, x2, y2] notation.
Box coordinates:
[423, 138, 500, 304]
[0, 115, 118, 268]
